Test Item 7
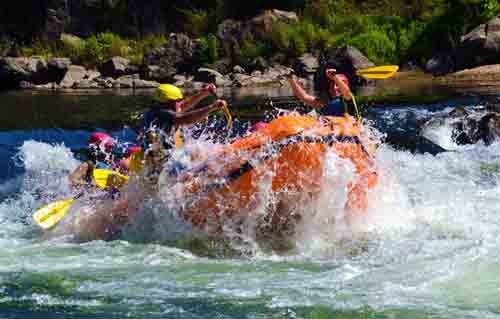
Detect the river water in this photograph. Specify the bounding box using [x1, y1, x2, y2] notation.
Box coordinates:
[1, 82, 500, 318]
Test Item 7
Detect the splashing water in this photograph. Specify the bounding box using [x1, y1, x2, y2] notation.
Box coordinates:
[2, 104, 500, 318]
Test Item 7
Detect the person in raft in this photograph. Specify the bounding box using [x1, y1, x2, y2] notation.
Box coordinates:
[141, 83, 228, 178]
[68, 132, 116, 188]
[286, 67, 359, 118]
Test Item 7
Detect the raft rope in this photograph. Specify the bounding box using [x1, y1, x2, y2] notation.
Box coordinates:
[181, 132, 372, 198]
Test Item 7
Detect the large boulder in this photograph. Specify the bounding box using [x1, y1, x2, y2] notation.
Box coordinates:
[59, 65, 100, 88]
[0, 57, 49, 88]
[426, 16, 500, 75]
[316, 46, 375, 87]
[217, 10, 298, 44]
[98, 56, 138, 78]
[143, 33, 196, 81]
[47, 57, 71, 84]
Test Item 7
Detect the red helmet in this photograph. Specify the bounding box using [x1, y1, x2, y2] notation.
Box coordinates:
[88, 132, 114, 150]
[125, 145, 142, 157]
[250, 122, 268, 132]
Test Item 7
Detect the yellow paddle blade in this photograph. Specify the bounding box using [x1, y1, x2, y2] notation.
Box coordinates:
[128, 151, 144, 174]
[93, 169, 129, 189]
[175, 128, 183, 149]
[222, 105, 233, 130]
[356, 65, 399, 79]
[33, 198, 75, 229]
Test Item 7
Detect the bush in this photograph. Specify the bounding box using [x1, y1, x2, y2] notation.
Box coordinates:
[349, 30, 397, 65]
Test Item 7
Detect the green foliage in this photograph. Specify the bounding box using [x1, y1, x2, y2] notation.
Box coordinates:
[193, 34, 221, 66]
[207, 34, 220, 62]
[17, 32, 168, 66]
[0, 38, 14, 56]
[10, 0, 500, 68]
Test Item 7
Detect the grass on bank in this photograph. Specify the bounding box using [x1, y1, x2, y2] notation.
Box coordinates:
[11, 32, 168, 66]
[3, 0, 500, 69]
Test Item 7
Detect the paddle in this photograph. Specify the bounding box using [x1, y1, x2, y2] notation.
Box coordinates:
[93, 169, 129, 189]
[33, 195, 80, 229]
[33, 169, 129, 229]
[356, 65, 399, 79]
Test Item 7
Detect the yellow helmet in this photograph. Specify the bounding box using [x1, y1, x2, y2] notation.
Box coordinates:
[154, 84, 183, 103]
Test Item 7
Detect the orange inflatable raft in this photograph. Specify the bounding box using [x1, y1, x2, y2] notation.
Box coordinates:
[172, 113, 378, 232]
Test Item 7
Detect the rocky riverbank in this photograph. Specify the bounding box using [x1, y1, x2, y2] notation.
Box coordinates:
[3, 6, 500, 92]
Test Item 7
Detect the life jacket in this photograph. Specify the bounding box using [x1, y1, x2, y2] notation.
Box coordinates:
[321, 97, 356, 117]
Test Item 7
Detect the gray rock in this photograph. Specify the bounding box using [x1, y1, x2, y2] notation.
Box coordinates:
[206, 58, 232, 75]
[34, 82, 59, 90]
[74, 79, 99, 89]
[59, 65, 87, 88]
[143, 33, 196, 81]
[134, 79, 160, 88]
[172, 74, 189, 87]
[99, 56, 131, 78]
[295, 53, 319, 76]
[85, 70, 101, 81]
[426, 16, 500, 75]
[217, 19, 244, 43]
[215, 76, 233, 87]
[316, 45, 375, 86]
[232, 65, 246, 74]
[250, 9, 299, 39]
[0, 57, 49, 88]
[19, 81, 35, 89]
[115, 74, 140, 88]
[425, 53, 454, 76]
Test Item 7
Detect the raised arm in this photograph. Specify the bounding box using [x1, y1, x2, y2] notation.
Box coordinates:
[68, 162, 90, 187]
[326, 69, 352, 101]
[177, 84, 217, 112]
[174, 100, 226, 126]
[287, 74, 323, 109]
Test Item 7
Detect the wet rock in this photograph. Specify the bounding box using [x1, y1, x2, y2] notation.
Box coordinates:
[99, 56, 132, 78]
[478, 113, 500, 145]
[384, 131, 449, 155]
[143, 33, 196, 81]
[59, 65, 87, 88]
